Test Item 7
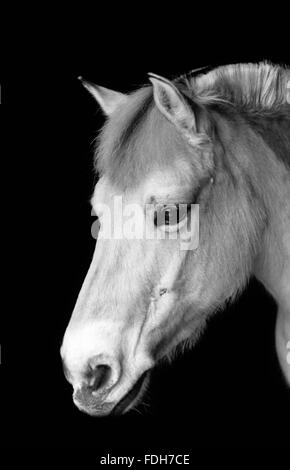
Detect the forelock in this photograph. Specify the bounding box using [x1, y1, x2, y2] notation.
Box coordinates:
[95, 86, 195, 190]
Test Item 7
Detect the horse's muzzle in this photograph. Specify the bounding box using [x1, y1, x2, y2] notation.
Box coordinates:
[73, 369, 149, 417]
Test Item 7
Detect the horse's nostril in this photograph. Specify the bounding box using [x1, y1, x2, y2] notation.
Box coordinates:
[86, 364, 111, 392]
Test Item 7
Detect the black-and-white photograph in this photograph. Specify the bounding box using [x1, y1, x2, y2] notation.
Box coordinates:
[1, 11, 289, 461]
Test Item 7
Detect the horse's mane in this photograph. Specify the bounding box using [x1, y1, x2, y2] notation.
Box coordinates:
[181, 61, 290, 112]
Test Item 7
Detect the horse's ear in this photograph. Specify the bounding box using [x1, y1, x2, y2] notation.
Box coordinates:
[149, 73, 197, 133]
[78, 77, 127, 115]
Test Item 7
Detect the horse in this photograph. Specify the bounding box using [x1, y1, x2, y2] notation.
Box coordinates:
[61, 62, 290, 416]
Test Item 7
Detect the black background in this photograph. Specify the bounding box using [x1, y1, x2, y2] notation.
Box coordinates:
[1, 12, 290, 458]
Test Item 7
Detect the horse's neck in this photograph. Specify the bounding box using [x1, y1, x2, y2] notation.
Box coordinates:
[252, 139, 290, 387]
[254, 156, 290, 312]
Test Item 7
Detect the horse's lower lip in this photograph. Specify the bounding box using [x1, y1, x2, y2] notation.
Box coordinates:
[75, 399, 115, 417]
[111, 371, 149, 415]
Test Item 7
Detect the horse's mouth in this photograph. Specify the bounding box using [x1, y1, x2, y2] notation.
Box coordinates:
[111, 371, 149, 415]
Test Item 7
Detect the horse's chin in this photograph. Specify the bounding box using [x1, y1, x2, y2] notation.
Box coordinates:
[111, 370, 150, 415]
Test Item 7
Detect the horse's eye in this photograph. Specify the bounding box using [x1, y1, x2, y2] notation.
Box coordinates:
[154, 204, 190, 228]
[164, 209, 172, 225]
